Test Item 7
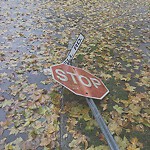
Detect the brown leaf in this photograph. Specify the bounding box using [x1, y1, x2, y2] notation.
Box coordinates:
[0, 96, 5, 101]
[40, 137, 50, 146]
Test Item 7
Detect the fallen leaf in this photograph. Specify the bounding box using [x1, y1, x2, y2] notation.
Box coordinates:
[124, 83, 136, 92]
[113, 105, 124, 114]
[115, 136, 129, 150]
[0, 99, 14, 108]
[129, 104, 141, 115]
[0, 96, 5, 101]
[40, 137, 50, 146]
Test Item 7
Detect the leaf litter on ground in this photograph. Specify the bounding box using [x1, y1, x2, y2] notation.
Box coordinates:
[0, 0, 149, 149]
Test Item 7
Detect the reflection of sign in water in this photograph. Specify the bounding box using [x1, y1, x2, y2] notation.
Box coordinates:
[51, 64, 109, 100]
[63, 34, 84, 64]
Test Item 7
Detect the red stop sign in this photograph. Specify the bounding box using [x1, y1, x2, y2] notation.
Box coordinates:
[51, 64, 109, 100]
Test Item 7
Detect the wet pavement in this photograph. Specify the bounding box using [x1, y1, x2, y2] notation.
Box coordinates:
[0, 0, 149, 149]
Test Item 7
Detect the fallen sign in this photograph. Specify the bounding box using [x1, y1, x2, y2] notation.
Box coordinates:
[51, 63, 109, 100]
[51, 34, 119, 150]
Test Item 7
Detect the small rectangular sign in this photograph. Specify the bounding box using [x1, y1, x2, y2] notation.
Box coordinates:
[63, 34, 84, 64]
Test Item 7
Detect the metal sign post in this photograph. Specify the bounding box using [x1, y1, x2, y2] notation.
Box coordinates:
[86, 98, 119, 150]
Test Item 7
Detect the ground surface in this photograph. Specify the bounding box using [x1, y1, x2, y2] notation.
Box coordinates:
[0, 0, 149, 150]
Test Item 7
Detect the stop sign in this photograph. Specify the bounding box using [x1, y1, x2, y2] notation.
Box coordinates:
[51, 64, 109, 100]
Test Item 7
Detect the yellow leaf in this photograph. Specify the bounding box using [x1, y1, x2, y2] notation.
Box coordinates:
[129, 104, 141, 115]
[127, 146, 140, 150]
[108, 121, 122, 135]
[47, 124, 56, 134]
[131, 137, 138, 145]
[40, 138, 50, 146]
[87, 145, 109, 150]
[113, 105, 123, 114]
[124, 83, 136, 92]
[69, 133, 88, 149]
[115, 136, 129, 150]
[69, 139, 78, 148]
[67, 118, 78, 127]
[113, 72, 123, 80]
[101, 103, 107, 111]
[5, 144, 14, 150]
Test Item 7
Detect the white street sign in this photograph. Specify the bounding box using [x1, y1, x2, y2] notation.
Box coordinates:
[63, 34, 84, 64]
